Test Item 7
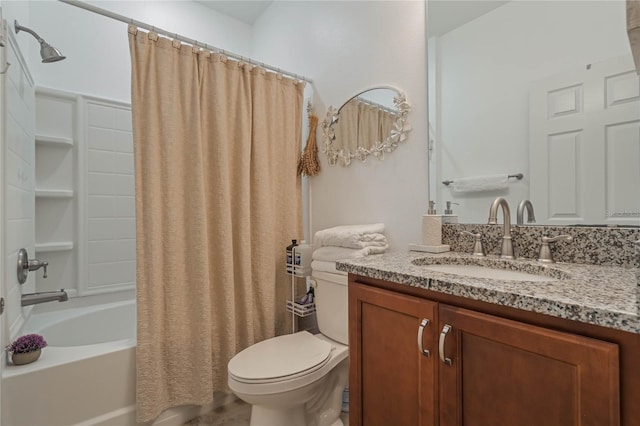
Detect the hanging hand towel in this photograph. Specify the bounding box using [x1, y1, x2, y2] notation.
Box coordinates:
[452, 174, 509, 193]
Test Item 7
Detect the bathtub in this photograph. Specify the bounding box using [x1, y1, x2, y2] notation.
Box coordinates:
[1, 297, 222, 426]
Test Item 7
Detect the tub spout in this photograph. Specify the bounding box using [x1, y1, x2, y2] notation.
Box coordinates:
[21, 290, 68, 306]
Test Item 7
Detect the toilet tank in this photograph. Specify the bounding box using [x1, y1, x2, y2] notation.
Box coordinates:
[313, 271, 348, 345]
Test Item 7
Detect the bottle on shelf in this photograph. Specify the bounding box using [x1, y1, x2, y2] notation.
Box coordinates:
[293, 241, 312, 276]
[286, 239, 298, 273]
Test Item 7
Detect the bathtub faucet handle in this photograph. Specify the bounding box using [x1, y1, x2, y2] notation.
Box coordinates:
[17, 248, 49, 284]
[28, 258, 48, 279]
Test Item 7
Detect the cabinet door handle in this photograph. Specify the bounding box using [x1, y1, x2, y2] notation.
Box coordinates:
[417, 318, 431, 357]
[439, 324, 453, 366]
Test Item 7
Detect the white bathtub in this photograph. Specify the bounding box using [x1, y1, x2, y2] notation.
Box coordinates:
[1, 298, 222, 426]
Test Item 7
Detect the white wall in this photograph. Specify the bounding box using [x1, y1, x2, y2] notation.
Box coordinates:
[24, 0, 253, 102]
[1, 1, 32, 61]
[253, 1, 429, 251]
[430, 0, 631, 223]
[85, 98, 136, 294]
[4, 30, 36, 339]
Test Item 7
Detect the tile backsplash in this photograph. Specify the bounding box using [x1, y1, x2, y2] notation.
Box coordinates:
[443, 224, 640, 268]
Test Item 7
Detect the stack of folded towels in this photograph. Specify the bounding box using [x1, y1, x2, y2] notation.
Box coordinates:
[311, 223, 389, 275]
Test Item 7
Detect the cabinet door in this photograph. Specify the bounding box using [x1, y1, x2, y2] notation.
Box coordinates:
[349, 282, 438, 426]
[438, 305, 620, 426]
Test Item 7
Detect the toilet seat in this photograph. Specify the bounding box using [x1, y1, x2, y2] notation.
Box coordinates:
[228, 331, 332, 384]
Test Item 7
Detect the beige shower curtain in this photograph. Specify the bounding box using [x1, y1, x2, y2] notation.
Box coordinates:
[128, 27, 304, 423]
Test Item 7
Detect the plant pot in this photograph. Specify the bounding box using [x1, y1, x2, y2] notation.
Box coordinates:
[11, 348, 41, 365]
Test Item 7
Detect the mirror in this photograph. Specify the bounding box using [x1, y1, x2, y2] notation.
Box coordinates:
[322, 87, 411, 166]
[428, 0, 639, 226]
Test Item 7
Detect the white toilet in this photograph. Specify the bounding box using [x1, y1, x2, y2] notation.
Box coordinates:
[228, 270, 349, 426]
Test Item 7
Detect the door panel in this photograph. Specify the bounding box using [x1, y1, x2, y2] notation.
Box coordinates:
[439, 304, 620, 426]
[349, 282, 438, 426]
[530, 55, 640, 225]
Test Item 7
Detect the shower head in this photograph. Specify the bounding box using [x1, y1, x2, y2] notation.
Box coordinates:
[14, 20, 66, 63]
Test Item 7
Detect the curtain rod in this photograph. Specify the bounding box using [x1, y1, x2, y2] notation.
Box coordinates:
[58, 0, 313, 84]
[354, 96, 398, 115]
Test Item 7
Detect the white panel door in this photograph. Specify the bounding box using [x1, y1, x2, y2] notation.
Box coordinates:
[530, 55, 640, 225]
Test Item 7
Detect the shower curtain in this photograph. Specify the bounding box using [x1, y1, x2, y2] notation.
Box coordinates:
[128, 27, 304, 422]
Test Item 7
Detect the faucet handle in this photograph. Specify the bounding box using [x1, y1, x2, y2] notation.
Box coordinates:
[538, 235, 573, 263]
[459, 231, 486, 256]
[28, 259, 48, 278]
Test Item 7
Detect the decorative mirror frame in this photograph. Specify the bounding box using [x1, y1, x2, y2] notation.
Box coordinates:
[321, 87, 411, 166]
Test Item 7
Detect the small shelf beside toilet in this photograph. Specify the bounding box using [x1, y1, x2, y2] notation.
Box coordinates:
[285, 243, 316, 330]
[285, 299, 316, 317]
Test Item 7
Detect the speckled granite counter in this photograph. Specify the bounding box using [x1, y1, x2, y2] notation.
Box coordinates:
[336, 251, 640, 334]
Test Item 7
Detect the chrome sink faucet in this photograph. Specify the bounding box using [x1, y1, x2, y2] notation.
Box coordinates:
[21, 290, 68, 307]
[488, 197, 515, 259]
[517, 200, 536, 225]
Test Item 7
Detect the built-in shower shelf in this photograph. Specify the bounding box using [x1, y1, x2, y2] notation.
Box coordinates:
[35, 242, 74, 252]
[286, 300, 316, 318]
[35, 134, 73, 147]
[35, 189, 74, 198]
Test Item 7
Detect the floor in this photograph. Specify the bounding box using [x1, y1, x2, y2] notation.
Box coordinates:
[184, 396, 349, 425]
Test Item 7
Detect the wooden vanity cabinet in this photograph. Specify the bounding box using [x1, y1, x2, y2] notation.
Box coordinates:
[349, 279, 623, 426]
[349, 282, 438, 426]
[438, 304, 619, 426]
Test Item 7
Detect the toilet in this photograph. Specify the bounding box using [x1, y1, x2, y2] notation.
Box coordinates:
[228, 270, 349, 426]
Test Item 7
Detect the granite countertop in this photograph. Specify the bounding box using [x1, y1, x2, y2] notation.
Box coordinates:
[336, 251, 640, 334]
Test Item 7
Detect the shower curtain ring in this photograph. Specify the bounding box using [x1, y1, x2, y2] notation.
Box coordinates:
[0, 61, 10, 74]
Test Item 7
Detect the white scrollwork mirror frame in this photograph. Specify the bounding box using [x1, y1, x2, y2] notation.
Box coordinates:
[321, 87, 411, 166]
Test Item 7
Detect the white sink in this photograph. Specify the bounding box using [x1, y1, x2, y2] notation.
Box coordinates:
[424, 264, 557, 282]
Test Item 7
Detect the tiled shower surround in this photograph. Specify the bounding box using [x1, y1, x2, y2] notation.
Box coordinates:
[443, 224, 640, 268]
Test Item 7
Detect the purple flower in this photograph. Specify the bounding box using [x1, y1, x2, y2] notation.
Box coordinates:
[5, 334, 48, 354]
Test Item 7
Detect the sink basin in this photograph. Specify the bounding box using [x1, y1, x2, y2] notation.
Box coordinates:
[423, 264, 556, 282]
[411, 256, 570, 282]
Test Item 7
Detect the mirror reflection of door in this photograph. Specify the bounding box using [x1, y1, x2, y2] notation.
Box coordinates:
[427, 0, 638, 225]
[530, 55, 640, 226]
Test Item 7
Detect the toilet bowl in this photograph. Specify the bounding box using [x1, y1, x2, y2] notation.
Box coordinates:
[228, 271, 349, 426]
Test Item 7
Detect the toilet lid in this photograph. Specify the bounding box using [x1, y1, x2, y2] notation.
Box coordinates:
[228, 331, 332, 381]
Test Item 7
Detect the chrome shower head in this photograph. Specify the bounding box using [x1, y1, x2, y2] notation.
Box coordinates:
[39, 42, 66, 63]
[14, 20, 66, 63]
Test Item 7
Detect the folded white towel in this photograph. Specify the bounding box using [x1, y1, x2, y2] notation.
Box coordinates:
[311, 260, 347, 276]
[312, 245, 388, 262]
[452, 174, 508, 193]
[314, 223, 386, 249]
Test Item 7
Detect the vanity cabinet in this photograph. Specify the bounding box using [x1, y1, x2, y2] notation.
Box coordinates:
[349, 280, 622, 426]
[349, 282, 438, 425]
[438, 304, 619, 426]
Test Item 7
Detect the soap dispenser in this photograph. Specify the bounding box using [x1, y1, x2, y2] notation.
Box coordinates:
[427, 200, 437, 215]
[408, 200, 451, 253]
[443, 201, 459, 224]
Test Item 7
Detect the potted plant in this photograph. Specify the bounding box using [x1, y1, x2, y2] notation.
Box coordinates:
[6, 333, 47, 365]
